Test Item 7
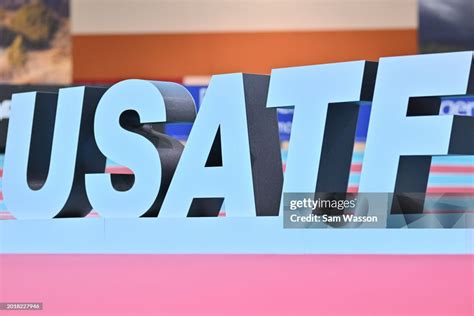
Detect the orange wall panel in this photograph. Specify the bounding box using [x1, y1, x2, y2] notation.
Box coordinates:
[72, 30, 417, 82]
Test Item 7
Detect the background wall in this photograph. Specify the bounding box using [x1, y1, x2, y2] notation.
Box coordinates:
[71, 0, 418, 83]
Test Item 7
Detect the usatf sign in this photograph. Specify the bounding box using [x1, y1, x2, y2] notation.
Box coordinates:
[3, 52, 474, 229]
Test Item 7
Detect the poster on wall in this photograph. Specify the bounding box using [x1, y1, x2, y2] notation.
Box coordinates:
[0, 0, 70, 84]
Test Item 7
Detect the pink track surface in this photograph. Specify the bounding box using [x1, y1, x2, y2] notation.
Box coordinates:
[1, 255, 473, 315]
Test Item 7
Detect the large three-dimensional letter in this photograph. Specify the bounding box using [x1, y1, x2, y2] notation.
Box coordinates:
[85, 80, 196, 218]
[4, 87, 107, 219]
[160, 73, 282, 217]
[267, 61, 377, 212]
[359, 52, 474, 225]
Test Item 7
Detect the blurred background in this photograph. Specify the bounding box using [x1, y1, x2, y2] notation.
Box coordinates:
[0, 0, 472, 219]
[0, 0, 473, 85]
